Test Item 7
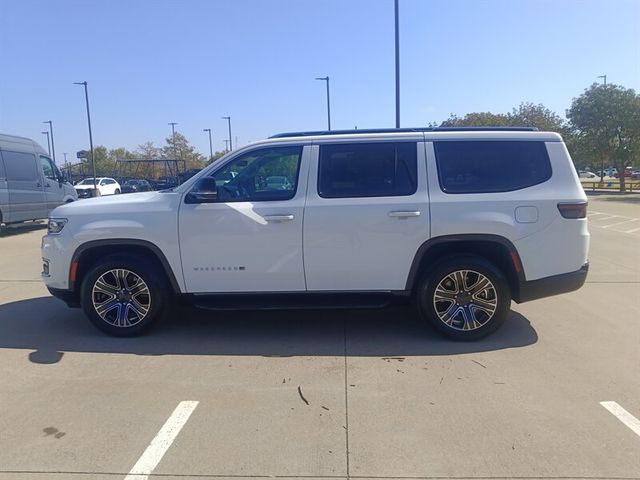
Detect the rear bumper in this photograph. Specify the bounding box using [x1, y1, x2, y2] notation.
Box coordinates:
[47, 287, 80, 308]
[514, 262, 589, 303]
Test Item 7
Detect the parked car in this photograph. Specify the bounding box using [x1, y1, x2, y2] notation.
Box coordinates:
[74, 177, 121, 198]
[121, 179, 153, 193]
[0, 133, 77, 225]
[265, 175, 293, 190]
[632, 171, 640, 180]
[42, 127, 589, 340]
[613, 167, 633, 178]
[578, 170, 597, 179]
[150, 178, 177, 190]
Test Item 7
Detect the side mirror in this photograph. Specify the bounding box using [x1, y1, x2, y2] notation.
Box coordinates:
[185, 177, 219, 204]
[185, 191, 218, 204]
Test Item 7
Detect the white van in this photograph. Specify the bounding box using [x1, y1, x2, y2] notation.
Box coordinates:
[0, 133, 77, 225]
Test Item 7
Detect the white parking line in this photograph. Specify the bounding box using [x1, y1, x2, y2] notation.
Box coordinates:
[602, 218, 639, 229]
[125, 400, 199, 480]
[600, 401, 640, 438]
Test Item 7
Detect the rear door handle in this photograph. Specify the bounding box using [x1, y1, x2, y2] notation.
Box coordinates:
[388, 211, 421, 218]
[264, 214, 295, 222]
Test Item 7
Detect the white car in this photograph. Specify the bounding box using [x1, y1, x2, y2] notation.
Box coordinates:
[578, 170, 597, 179]
[74, 177, 121, 198]
[42, 128, 589, 340]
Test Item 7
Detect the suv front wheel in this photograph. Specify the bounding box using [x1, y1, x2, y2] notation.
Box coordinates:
[80, 254, 169, 336]
[417, 255, 511, 340]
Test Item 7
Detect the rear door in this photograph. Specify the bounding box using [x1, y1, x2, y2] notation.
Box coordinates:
[1, 150, 46, 221]
[303, 140, 430, 291]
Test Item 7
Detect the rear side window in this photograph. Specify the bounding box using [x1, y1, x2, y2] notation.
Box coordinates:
[2, 151, 39, 181]
[318, 142, 417, 198]
[434, 141, 552, 194]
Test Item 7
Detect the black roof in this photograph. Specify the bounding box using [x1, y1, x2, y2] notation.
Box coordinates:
[269, 127, 538, 139]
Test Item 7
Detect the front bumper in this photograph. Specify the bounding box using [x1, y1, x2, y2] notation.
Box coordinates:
[514, 262, 589, 303]
[47, 287, 80, 307]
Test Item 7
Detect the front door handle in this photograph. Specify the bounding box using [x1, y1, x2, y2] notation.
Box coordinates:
[264, 214, 295, 222]
[388, 211, 421, 218]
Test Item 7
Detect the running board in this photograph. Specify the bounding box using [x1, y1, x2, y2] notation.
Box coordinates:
[188, 292, 401, 311]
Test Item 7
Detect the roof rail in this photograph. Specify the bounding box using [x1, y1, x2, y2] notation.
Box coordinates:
[269, 126, 539, 138]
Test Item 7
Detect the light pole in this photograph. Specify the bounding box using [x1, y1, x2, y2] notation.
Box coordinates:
[394, 0, 400, 128]
[221, 117, 232, 151]
[73, 81, 97, 192]
[203, 128, 213, 161]
[224, 139, 229, 152]
[315, 76, 331, 130]
[43, 120, 56, 165]
[598, 75, 607, 87]
[41, 131, 51, 156]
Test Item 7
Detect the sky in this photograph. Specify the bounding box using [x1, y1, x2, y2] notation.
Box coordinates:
[0, 0, 638, 165]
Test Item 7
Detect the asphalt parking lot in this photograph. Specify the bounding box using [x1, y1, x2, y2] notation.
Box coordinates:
[0, 194, 638, 480]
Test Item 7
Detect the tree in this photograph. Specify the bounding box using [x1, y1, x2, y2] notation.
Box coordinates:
[567, 84, 640, 190]
[206, 150, 227, 165]
[440, 111, 510, 128]
[440, 102, 567, 132]
[161, 132, 206, 171]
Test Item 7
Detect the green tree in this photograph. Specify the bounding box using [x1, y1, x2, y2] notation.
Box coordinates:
[567, 83, 640, 190]
[440, 102, 566, 131]
[206, 150, 227, 165]
[80, 145, 114, 177]
[161, 132, 206, 171]
[440, 111, 510, 127]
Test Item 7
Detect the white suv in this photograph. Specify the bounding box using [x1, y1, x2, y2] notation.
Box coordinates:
[42, 128, 589, 340]
[75, 177, 121, 198]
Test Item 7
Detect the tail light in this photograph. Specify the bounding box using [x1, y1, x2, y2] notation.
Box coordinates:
[558, 202, 587, 219]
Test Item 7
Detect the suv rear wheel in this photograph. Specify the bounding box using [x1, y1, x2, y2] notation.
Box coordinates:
[80, 254, 168, 336]
[417, 255, 511, 340]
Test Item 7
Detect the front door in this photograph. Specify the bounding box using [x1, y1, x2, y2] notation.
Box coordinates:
[39, 155, 64, 213]
[179, 144, 310, 293]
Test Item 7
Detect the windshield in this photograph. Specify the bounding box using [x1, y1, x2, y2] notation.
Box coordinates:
[78, 178, 97, 185]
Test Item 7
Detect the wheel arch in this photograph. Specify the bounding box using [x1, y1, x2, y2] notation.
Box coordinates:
[405, 234, 525, 299]
[70, 239, 181, 299]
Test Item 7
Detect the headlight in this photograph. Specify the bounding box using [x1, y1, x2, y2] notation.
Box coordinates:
[48, 218, 68, 234]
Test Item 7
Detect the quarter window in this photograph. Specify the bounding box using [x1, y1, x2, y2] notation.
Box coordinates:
[318, 142, 417, 198]
[434, 141, 552, 194]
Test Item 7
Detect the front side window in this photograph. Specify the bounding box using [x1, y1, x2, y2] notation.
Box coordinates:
[191, 146, 302, 202]
[318, 142, 418, 198]
[40, 155, 55, 180]
[434, 141, 552, 194]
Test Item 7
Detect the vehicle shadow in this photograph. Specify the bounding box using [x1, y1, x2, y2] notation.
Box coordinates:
[0, 222, 47, 238]
[0, 297, 538, 364]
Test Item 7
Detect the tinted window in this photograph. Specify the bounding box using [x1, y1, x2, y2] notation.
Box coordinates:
[318, 142, 417, 198]
[195, 146, 303, 202]
[434, 141, 552, 194]
[2, 151, 39, 181]
[40, 155, 55, 180]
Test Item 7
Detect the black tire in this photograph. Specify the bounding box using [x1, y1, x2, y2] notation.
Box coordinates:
[80, 254, 169, 336]
[416, 255, 511, 341]
[114, 189, 121, 194]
